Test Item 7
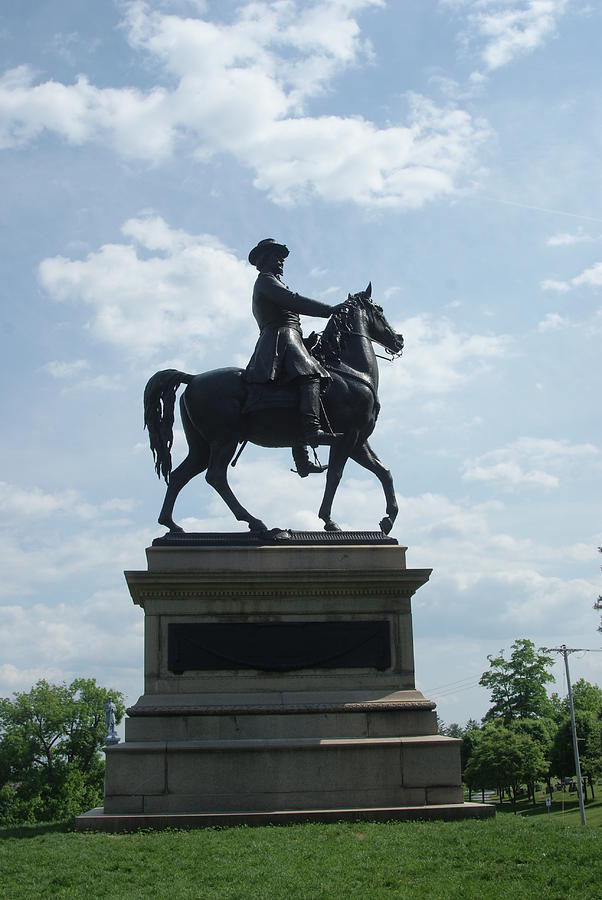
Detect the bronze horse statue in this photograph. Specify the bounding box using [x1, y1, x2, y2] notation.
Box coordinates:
[144, 284, 403, 535]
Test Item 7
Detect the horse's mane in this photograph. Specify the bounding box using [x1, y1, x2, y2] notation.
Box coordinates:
[312, 294, 363, 367]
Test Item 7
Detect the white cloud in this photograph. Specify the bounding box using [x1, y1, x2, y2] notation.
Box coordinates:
[478, 0, 568, 70]
[39, 221, 509, 378]
[0, 481, 134, 524]
[463, 436, 598, 490]
[380, 314, 508, 397]
[572, 260, 602, 288]
[540, 277, 570, 292]
[0, 65, 174, 161]
[38, 215, 254, 360]
[541, 259, 602, 293]
[61, 373, 126, 392]
[0, 592, 143, 708]
[443, 0, 569, 71]
[537, 312, 567, 331]
[41, 359, 89, 378]
[0, 2, 489, 209]
[547, 228, 595, 246]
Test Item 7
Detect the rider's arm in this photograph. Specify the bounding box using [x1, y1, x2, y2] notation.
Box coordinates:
[259, 273, 334, 317]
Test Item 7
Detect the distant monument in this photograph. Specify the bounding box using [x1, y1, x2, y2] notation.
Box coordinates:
[76, 240, 493, 830]
[104, 697, 120, 746]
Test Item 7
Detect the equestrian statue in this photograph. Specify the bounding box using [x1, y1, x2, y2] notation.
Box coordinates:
[144, 238, 404, 535]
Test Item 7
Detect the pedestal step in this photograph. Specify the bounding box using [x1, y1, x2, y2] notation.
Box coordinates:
[104, 734, 462, 815]
[77, 802, 495, 832]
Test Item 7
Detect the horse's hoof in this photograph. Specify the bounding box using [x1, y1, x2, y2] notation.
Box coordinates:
[248, 519, 268, 535]
[159, 518, 184, 534]
[324, 520, 342, 532]
[267, 528, 291, 541]
[379, 516, 393, 535]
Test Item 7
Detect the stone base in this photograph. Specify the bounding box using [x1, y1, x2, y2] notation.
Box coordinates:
[102, 733, 462, 815]
[84, 536, 486, 829]
[76, 802, 494, 832]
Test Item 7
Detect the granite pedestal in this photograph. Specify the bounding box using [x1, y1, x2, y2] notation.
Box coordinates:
[76, 532, 493, 829]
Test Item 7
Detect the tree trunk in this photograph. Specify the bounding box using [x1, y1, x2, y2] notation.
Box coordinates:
[511, 784, 516, 814]
[481, 787, 485, 804]
[589, 775, 595, 800]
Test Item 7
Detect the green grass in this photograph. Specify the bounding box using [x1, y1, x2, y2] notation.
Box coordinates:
[503, 794, 602, 828]
[467, 784, 602, 827]
[1, 815, 601, 899]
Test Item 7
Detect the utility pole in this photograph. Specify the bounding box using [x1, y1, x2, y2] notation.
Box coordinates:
[548, 645, 586, 826]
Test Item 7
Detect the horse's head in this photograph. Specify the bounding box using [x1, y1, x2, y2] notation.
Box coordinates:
[345, 283, 404, 358]
[315, 283, 403, 365]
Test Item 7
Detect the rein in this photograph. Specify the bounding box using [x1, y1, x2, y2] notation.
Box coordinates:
[343, 329, 402, 362]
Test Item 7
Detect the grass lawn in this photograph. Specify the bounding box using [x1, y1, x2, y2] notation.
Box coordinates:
[469, 784, 602, 828]
[504, 794, 602, 828]
[1, 814, 601, 899]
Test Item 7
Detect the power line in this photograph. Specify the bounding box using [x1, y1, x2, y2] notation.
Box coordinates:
[422, 674, 483, 694]
[428, 681, 483, 700]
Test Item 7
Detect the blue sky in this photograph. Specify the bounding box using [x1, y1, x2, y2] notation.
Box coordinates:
[1, 0, 600, 726]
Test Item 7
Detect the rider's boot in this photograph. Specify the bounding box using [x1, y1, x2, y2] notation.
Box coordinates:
[292, 444, 328, 478]
[299, 377, 342, 447]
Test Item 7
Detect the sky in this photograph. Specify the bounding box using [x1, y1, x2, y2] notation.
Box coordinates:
[1, 0, 601, 728]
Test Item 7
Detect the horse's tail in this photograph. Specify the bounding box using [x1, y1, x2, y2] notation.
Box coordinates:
[144, 369, 194, 483]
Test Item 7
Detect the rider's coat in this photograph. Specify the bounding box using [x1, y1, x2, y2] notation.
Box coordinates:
[245, 272, 331, 384]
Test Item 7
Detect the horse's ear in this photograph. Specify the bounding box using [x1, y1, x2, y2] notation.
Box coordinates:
[347, 293, 352, 301]
[366, 282, 372, 299]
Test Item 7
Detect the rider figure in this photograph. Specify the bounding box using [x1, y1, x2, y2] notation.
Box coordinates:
[245, 239, 344, 477]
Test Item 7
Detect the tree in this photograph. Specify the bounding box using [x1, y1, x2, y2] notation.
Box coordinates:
[550, 678, 602, 800]
[0, 678, 124, 824]
[439, 721, 464, 739]
[511, 716, 556, 800]
[460, 720, 482, 801]
[480, 639, 554, 724]
[464, 723, 547, 812]
[594, 547, 602, 631]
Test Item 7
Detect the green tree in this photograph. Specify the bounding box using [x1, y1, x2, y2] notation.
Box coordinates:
[480, 639, 554, 724]
[511, 716, 557, 800]
[549, 678, 602, 800]
[464, 723, 547, 812]
[439, 721, 464, 738]
[460, 720, 482, 801]
[569, 678, 602, 716]
[595, 547, 601, 633]
[0, 678, 124, 824]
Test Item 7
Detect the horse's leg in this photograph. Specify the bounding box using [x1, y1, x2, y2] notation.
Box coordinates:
[158, 449, 208, 532]
[205, 438, 269, 534]
[350, 440, 398, 534]
[157, 398, 209, 533]
[318, 441, 352, 532]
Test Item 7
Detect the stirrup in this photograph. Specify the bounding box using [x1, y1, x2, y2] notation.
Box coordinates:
[291, 448, 328, 478]
[305, 430, 343, 447]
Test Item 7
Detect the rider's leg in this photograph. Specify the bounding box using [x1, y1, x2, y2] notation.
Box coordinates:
[298, 376, 342, 447]
[291, 443, 328, 478]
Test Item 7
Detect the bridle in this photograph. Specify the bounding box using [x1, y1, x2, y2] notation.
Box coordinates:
[346, 302, 404, 361]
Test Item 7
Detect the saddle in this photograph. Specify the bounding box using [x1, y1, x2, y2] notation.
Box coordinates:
[242, 381, 298, 416]
[241, 332, 323, 417]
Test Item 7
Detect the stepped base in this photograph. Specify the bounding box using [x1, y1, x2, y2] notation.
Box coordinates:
[81, 538, 490, 830]
[76, 802, 494, 832]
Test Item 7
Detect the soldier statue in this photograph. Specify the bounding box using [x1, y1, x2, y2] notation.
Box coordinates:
[244, 238, 345, 478]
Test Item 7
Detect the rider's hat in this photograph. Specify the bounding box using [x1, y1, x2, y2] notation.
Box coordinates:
[248, 238, 289, 267]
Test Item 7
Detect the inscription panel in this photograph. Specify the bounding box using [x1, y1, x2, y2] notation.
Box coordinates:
[168, 620, 391, 673]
